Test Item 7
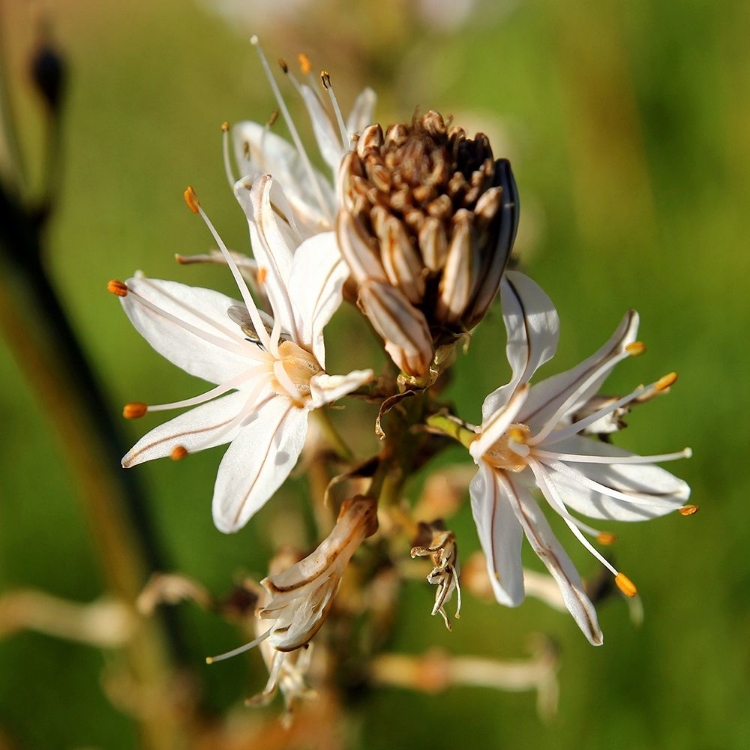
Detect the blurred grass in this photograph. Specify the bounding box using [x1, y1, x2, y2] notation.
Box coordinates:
[1, 0, 748, 747]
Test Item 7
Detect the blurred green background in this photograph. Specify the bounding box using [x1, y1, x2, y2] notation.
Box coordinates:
[1, 0, 748, 747]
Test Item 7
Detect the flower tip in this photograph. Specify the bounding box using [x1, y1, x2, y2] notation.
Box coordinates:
[625, 341, 646, 356]
[107, 279, 128, 297]
[615, 572, 638, 598]
[656, 372, 678, 391]
[171, 445, 188, 461]
[123, 402, 147, 419]
[679, 504, 699, 516]
[596, 532, 617, 545]
[183, 186, 200, 214]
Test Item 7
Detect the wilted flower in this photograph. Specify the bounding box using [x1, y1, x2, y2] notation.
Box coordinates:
[410, 521, 461, 629]
[468, 271, 691, 645]
[337, 110, 519, 381]
[110, 187, 371, 533]
[207, 496, 378, 674]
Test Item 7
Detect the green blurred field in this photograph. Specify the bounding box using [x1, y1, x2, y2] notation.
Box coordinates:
[1, 0, 748, 747]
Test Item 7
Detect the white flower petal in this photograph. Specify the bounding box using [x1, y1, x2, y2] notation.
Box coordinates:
[309, 370, 373, 409]
[346, 88, 377, 139]
[232, 121, 334, 228]
[481, 272, 558, 421]
[121, 277, 255, 384]
[212, 397, 309, 533]
[543, 435, 690, 521]
[520, 310, 639, 433]
[502, 474, 603, 646]
[299, 84, 345, 173]
[287, 231, 348, 363]
[472, 383, 530, 458]
[469, 463, 525, 606]
[122, 391, 249, 467]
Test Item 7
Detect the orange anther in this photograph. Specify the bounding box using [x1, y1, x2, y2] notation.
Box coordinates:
[679, 504, 699, 516]
[171, 446, 188, 461]
[656, 372, 678, 391]
[298, 53, 311, 75]
[123, 402, 148, 419]
[615, 572, 637, 598]
[257, 267, 268, 284]
[221, 121, 229, 132]
[597, 532, 617, 545]
[184, 186, 200, 214]
[625, 341, 646, 356]
[107, 280, 128, 297]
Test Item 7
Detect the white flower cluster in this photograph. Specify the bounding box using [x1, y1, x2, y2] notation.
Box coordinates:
[110, 41, 691, 688]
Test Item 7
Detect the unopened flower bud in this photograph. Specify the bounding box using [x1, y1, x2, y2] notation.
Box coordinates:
[337, 111, 519, 379]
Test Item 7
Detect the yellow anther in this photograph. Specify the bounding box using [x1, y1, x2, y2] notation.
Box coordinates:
[184, 186, 200, 214]
[205, 656, 214, 665]
[615, 572, 637, 598]
[221, 121, 229, 132]
[107, 279, 128, 297]
[679, 504, 699, 516]
[171, 445, 188, 461]
[278, 58, 288, 74]
[298, 53, 311, 75]
[257, 267, 268, 284]
[321, 71, 331, 89]
[508, 427, 526, 444]
[656, 372, 678, 391]
[596, 532, 617, 545]
[626, 341, 646, 356]
[267, 109, 279, 128]
[123, 402, 148, 419]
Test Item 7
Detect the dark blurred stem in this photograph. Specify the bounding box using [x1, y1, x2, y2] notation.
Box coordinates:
[0, 184, 195, 748]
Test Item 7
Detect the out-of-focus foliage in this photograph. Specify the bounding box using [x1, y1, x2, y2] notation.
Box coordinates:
[0, 0, 748, 747]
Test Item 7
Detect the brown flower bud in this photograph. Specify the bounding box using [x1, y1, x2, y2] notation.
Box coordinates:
[337, 111, 519, 380]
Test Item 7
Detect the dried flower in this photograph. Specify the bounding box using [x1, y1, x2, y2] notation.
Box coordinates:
[207, 497, 377, 674]
[410, 521, 461, 629]
[337, 110, 519, 381]
[112, 187, 371, 533]
[468, 271, 691, 645]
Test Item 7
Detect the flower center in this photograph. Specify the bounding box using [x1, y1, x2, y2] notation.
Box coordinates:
[272, 341, 322, 405]
[483, 423, 532, 473]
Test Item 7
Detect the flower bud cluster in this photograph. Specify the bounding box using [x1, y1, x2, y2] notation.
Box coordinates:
[337, 110, 519, 380]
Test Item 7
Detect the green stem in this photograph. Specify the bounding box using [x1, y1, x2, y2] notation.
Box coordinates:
[426, 413, 477, 449]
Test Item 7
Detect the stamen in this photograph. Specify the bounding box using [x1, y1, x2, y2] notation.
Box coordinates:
[145, 367, 266, 414]
[183, 186, 200, 214]
[257, 267, 268, 285]
[171, 446, 188, 461]
[625, 341, 646, 356]
[528, 459, 619, 572]
[107, 279, 128, 297]
[537, 377, 675, 447]
[221, 121, 236, 187]
[249, 36, 332, 221]
[615, 572, 637, 598]
[320, 70, 349, 147]
[596, 532, 617, 545]
[266, 109, 279, 128]
[533, 447, 692, 465]
[656, 372, 678, 391]
[186, 185, 273, 352]
[123, 402, 147, 419]
[298, 53, 311, 75]
[679, 504, 699, 516]
[527, 347, 633, 446]
[206, 628, 271, 664]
